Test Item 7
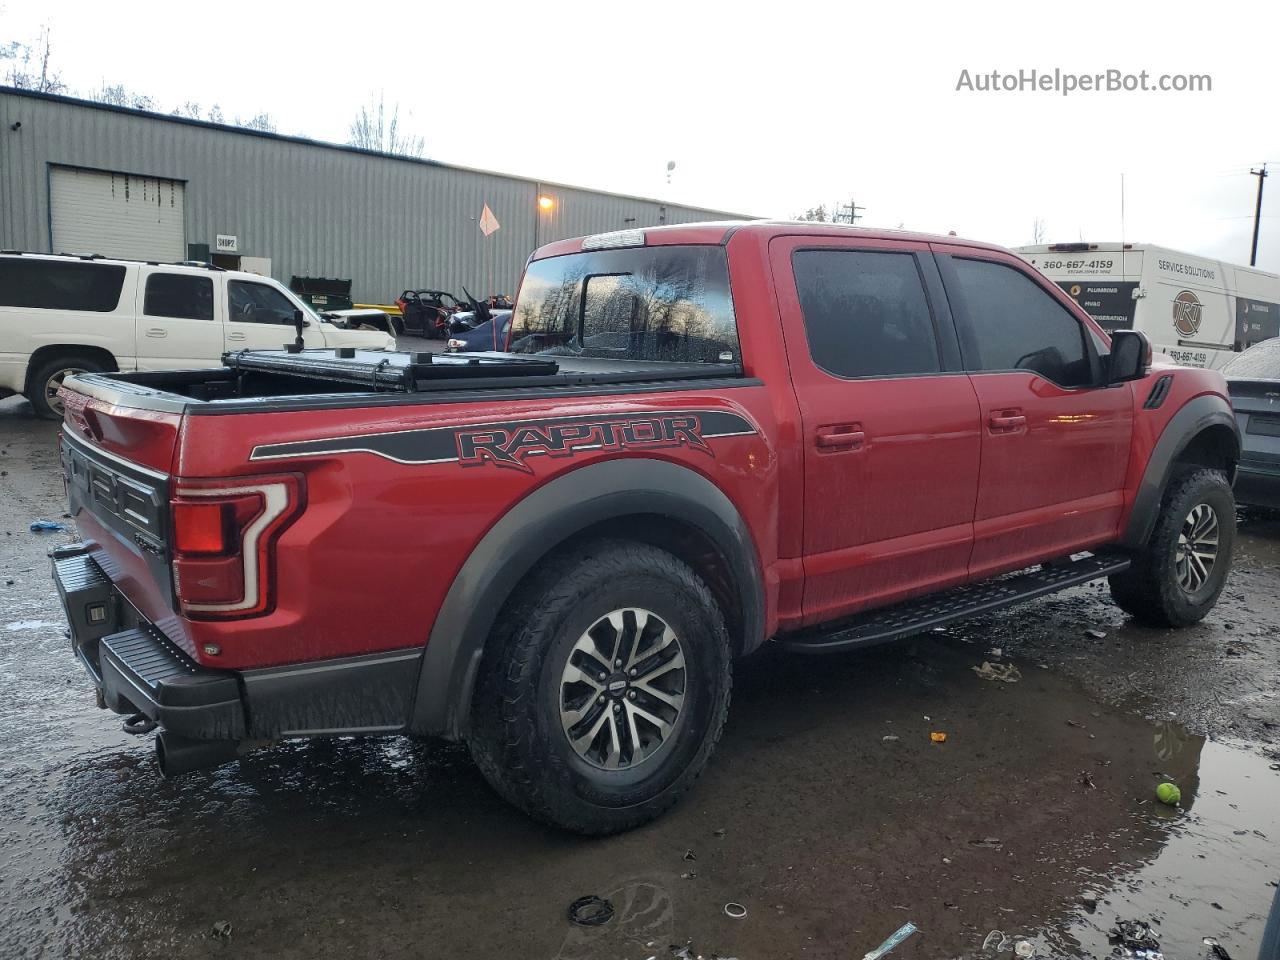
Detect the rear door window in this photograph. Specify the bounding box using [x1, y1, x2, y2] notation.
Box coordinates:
[144, 273, 214, 321]
[0, 258, 126, 312]
[950, 258, 1093, 387]
[791, 249, 940, 378]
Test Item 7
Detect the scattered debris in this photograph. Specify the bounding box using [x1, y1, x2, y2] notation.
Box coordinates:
[1085, 629, 1107, 640]
[1203, 938, 1233, 960]
[882, 735, 900, 742]
[724, 902, 747, 920]
[1014, 939, 1035, 958]
[211, 920, 232, 939]
[861, 921, 918, 960]
[988, 647, 1003, 658]
[683, 849, 697, 861]
[679, 871, 697, 880]
[970, 837, 1003, 850]
[1155, 782, 1182, 806]
[1079, 771, 1097, 789]
[567, 895, 615, 926]
[930, 732, 948, 743]
[713, 828, 726, 838]
[1081, 896, 1098, 913]
[28, 520, 66, 532]
[982, 930, 1010, 953]
[1109, 919, 1162, 959]
[972, 661, 1021, 683]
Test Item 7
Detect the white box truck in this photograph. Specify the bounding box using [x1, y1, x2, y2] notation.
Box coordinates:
[1015, 242, 1280, 370]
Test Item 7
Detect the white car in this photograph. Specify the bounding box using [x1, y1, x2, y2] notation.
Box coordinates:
[0, 253, 396, 418]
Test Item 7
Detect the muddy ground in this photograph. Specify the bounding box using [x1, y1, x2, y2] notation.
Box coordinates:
[1, 393, 1277, 960]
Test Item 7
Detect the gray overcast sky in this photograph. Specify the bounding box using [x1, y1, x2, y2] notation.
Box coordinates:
[5, 0, 1279, 270]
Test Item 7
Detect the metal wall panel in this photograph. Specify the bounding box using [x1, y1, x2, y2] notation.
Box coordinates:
[0, 90, 751, 304]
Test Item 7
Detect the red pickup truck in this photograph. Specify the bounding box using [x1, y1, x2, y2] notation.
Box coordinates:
[52, 222, 1240, 834]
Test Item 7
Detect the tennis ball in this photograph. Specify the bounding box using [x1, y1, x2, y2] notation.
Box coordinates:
[1155, 782, 1181, 806]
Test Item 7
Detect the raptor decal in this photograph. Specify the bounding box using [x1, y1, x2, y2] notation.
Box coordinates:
[249, 410, 756, 469]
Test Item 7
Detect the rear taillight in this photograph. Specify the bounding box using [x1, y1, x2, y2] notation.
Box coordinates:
[170, 474, 304, 620]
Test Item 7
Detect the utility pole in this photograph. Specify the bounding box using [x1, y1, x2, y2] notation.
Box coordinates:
[1249, 165, 1268, 267]
[833, 199, 865, 224]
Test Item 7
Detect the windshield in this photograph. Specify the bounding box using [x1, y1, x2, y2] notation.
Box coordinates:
[1223, 337, 1280, 378]
[508, 245, 739, 364]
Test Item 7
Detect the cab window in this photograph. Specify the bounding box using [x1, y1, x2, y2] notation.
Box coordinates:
[951, 258, 1092, 387]
[792, 249, 940, 378]
[229, 281, 299, 325]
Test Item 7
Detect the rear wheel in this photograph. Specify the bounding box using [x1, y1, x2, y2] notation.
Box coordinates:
[27, 353, 108, 420]
[468, 540, 733, 835]
[1109, 468, 1235, 627]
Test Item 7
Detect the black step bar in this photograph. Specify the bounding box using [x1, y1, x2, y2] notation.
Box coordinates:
[780, 554, 1130, 654]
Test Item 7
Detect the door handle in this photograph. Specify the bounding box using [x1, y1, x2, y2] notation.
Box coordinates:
[145, 328, 168, 338]
[988, 410, 1026, 433]
[815, 424, 865, 451]
[227, 332, 247, 341]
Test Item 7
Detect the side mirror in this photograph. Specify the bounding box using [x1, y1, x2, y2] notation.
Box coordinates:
[1107, 330, 1151, 384]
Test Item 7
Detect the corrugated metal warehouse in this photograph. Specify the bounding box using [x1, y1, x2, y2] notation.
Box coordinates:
[0, 87, 750, 302]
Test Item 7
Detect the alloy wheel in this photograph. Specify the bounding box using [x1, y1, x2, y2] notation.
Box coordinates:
[1175, 502, 1219, 593]
[559, 608, 687, 771]
[44, 367, 87, 418]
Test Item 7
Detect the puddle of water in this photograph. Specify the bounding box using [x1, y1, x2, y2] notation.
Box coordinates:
[1049, 737, 1280, 958]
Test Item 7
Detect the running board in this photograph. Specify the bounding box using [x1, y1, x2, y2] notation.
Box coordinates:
[780, 554, 1130, 654]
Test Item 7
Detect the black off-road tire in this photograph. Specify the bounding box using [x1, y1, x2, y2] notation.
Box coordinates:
[1109, 468, 1235, 627]
[27, 353, 109, 420]
[467, 539, 733, 835]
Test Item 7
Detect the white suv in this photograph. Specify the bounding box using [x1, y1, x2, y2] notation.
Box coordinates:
[0, 253, 397, 418]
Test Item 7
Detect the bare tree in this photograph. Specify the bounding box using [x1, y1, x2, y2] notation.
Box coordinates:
[348, 92, 425, 157]
[96, 84, 156, 111]
[1031, 216, 1046, 245]
[2, 26, 65, 93]
[236, 112, 276, 133]
[795, 204, 830, 223]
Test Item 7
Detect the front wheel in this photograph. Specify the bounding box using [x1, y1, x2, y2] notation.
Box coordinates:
[1109, 468, 1235, 627]
[468, 540, 733, 835]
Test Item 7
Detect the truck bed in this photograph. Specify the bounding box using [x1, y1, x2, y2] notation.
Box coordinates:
[66, 348, 748, 416]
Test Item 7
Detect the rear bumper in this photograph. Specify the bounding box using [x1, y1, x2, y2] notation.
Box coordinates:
[52, 544, 423, 742]
[1236, 457, 1280, 509]
[53, 546, 246, 740]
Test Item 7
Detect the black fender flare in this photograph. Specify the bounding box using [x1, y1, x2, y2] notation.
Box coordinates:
[1121, 393, 1240, 549]
[409, 458, 766, 739]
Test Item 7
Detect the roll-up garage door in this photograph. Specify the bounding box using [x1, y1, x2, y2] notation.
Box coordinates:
[50, 166, 185, 262]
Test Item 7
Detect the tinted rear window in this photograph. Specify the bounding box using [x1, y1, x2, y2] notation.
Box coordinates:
[1223, 337, 1280, 379]
[145, 273, 214, 321]
[792, 249, 940, 378]
[0, 258, 126, 312]
[508, 245, 739, 364]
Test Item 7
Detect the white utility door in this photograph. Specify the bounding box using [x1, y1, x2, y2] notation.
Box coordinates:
[133, 267, 225, 369]
[50, 167, 185, 262]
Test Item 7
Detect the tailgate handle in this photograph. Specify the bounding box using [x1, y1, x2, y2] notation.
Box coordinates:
[145, 327, 168, 338]
[815, 424, 865, 451]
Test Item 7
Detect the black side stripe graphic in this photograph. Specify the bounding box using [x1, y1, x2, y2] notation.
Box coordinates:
[249, 410, 757, 470]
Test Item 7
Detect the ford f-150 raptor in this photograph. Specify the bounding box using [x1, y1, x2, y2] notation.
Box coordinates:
[50, 221, 1241, 834]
